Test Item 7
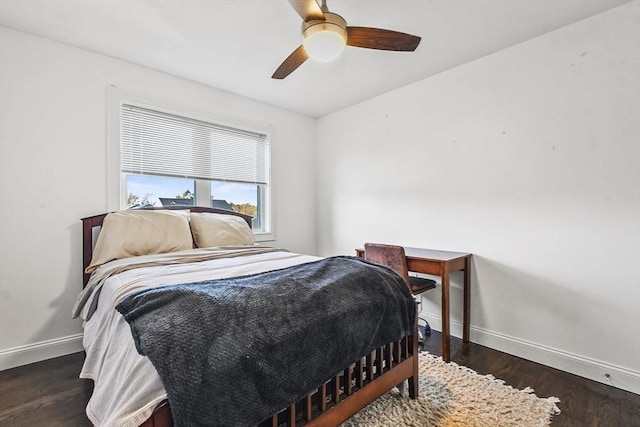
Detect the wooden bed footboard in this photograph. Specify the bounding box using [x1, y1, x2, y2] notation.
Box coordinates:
[139, 329, 419, 427]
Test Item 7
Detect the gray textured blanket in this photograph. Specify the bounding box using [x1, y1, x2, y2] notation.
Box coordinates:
[116, 256, 416, 427]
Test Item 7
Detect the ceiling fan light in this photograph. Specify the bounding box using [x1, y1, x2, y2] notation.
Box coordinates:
[302, 12, 348, 62]
[303, 27, 346, 62]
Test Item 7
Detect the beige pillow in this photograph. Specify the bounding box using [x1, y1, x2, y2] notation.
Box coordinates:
[190, 212, 254, 248]
[86, 210, 193, 273]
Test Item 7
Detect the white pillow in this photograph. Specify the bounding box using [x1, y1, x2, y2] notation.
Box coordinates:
[190, 212, 254, 248]
[86, 210, 192, 273]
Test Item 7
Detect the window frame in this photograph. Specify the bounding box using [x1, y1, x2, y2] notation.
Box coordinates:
[107, 86, 274, 241]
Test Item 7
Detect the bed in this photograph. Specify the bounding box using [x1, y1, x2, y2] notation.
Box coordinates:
[75, 206, 419, 426]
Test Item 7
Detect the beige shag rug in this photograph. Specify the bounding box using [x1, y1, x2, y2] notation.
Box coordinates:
[342, 352, 561, 427]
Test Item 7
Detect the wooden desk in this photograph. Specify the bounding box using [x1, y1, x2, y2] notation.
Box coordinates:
[356, 247, 472, 362]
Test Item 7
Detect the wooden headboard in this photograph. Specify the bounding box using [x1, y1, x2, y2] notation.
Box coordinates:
[81, 206, 253, 287]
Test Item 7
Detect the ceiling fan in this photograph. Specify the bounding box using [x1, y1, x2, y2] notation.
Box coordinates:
[272, 0, 421, 79]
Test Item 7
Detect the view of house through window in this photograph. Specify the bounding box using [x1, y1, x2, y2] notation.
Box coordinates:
[126, 175, 195, 209]
[211, 181, 262, 230]
[126, 175, 262, 230]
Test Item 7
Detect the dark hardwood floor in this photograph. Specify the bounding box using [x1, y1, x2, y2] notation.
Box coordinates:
[0, 351, 92, 426]
[1, 332, 638, 426]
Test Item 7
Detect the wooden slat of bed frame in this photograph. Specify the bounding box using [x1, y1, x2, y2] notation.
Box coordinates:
[304, 394, 313, 422]
[332, 375, 340, 404]
[319, 383, 327, 413]
[289, 403, 296, 426]
[344, 366, 353, 395]
[385, 343, 392, 371]
[376, 347, 384, 375]
[366, 353, 374, 382]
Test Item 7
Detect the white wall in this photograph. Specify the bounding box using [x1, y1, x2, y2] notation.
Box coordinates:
[0, 27, 317, 368]
[316, 2, 640, 393]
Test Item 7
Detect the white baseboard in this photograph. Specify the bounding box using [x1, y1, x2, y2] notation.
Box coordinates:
[419, 313, 640, 395]
[0, 334, 84, 371]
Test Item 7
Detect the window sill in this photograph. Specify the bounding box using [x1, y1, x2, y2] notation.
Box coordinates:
[254, 232, 276, 243]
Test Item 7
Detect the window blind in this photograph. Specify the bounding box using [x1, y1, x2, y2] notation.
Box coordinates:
[121, 104, 268, 185]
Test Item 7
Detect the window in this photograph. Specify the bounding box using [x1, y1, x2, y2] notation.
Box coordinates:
[115, 101, 271, 235]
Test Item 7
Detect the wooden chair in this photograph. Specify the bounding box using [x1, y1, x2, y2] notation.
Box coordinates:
[364, 243, 436, 339]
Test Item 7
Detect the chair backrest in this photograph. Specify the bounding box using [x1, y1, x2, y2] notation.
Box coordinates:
[364, 243, 410, 285]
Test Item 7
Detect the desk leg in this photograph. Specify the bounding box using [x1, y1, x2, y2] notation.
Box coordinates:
[441, 270, 450, 362]
[463, 257, 471, 343]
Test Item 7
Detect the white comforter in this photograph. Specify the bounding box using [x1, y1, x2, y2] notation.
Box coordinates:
[77, 247, 320, 427]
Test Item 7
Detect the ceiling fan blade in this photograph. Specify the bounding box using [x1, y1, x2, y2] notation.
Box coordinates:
[346, 27, 421, 51]
[287, 0, 325, 22]
[272, 45, 310, 79]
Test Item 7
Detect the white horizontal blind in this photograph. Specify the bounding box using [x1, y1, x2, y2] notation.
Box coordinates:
[121, 104, 268, 184]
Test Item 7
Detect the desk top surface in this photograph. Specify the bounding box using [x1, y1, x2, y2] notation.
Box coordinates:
[403, 247, 471, 261]
[356, 247, 471, 262]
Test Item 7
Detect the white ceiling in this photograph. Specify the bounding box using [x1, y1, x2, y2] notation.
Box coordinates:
[0, 0, 630, 118]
